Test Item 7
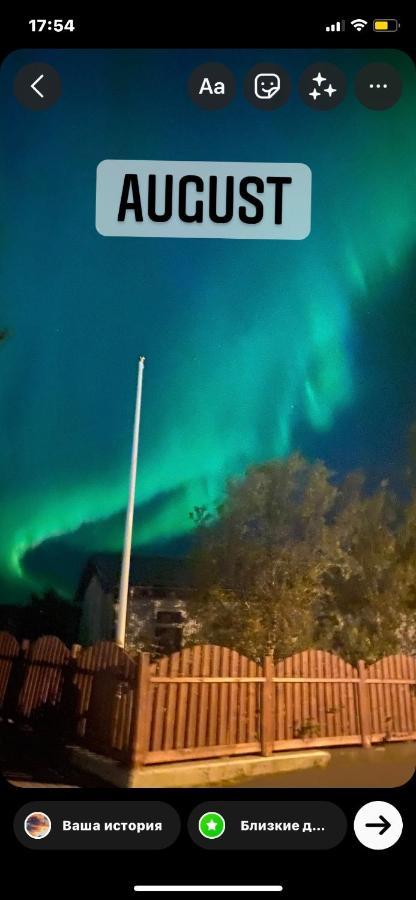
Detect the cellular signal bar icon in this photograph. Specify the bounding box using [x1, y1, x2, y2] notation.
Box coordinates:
[325, 20, 346, 31]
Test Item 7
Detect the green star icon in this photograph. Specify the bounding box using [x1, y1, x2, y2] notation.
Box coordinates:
[198, 811, 226, 840]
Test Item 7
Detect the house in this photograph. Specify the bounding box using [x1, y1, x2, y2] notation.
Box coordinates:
[76, 554, 194, 652]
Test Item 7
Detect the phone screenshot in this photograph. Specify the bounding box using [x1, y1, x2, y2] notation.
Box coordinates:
[0, 12, 414, 896]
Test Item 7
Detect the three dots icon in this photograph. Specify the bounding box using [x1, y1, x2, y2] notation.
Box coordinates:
[356, 62, 402, 109]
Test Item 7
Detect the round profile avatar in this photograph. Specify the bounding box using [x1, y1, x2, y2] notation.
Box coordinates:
[24, 811, 51, 840]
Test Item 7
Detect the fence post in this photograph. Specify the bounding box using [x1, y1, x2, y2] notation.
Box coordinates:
[14, 639, 30, 719]
[129, 652, 151, 767]
[2, 638, 29, 722]
[357, 659, 372, 748]
[59, 644, 81, 742]
[261, 655, 274, 756]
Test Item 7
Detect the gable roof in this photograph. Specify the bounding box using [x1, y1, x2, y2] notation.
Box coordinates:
[76, 553, 193, 601]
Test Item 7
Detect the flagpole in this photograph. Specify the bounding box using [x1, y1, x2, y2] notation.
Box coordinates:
[116, 356, 145, 647]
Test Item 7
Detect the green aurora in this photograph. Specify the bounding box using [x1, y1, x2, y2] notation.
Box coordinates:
[0, 48, 415, 601]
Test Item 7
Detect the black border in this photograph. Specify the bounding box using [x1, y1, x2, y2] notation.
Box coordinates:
[0, 11, 414, 897]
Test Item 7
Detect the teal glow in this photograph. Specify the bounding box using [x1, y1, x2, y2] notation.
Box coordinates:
[0, 48, 415, 600]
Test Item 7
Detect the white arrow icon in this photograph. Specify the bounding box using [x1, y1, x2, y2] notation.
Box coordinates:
[31, 74, 45, 98]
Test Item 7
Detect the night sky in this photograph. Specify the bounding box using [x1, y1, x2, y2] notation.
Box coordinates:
[0, 48, 415, 602]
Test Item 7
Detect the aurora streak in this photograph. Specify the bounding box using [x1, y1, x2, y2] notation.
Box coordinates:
[0, 48, 415, 601]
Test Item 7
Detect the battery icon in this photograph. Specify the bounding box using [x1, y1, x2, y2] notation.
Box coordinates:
[373, 19, 399, 31]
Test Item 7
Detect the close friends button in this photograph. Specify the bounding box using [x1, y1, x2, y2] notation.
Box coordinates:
[188, 801, 347, 850]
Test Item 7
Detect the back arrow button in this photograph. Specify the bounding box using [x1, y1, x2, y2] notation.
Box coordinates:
[31, 74, 45, 98]
[14, 63, 61, 110]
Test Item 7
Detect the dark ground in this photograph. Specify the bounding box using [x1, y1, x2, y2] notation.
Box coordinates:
[0, 721, 108, 788]
[1, 721, 415, 789]
[229, 743, 416, 788]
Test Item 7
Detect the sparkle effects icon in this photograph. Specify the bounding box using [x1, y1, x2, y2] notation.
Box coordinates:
[300, 63, 346, 110]
[198, 811, 226, 840]
[309, 72, 337, 101]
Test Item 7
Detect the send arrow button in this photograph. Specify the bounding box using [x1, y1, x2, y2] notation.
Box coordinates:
[14, 63, 61, 110]
[354, 801, 403, 850]
[365, 814, 391, 836]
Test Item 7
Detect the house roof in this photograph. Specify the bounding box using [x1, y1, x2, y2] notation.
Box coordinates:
[76, 553, 193, 600]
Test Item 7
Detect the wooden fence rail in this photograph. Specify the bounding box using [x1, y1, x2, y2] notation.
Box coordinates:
[0, 632, 415, 766]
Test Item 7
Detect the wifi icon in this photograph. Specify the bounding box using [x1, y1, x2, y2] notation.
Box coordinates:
[351, 18, 368, 31]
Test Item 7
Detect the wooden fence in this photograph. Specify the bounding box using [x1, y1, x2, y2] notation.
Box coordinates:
[0, 631, 136, 761]
[1, 632, 416, 767]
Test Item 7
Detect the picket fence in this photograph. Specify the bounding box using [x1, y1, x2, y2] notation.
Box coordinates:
[1, 632, 415, 766]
